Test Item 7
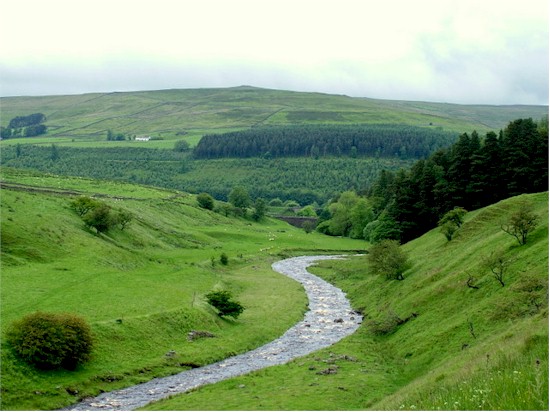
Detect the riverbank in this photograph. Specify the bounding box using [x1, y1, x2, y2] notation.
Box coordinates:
[64, 255, 362, 411]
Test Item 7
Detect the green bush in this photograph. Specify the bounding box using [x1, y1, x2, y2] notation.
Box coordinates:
[173, 140, 190, 152]
[501, 202, 539, 245]
[367, 239, 409, 280]
[367, 310, 403, 335]
[71, 197, 125, 233]
[297, 205, 317, 217]
[82, 203, 115, 233]
[268, 198, 284, 207]
[7, 312, 94, 370]
[205, 290, 244, 319]
[440, 221, 458, 241]
[316, 220, 332, 235]
[302, 220, 317, 234]
[438, 207, 467, 228]
[70, 196, 100, 217]
[197, 192, 215, 210]
[219, 252, 229, 265]
[252, 198, 267, 221]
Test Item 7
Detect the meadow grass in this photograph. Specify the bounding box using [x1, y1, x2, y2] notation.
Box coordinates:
[0, 167, 178, 199]
[146, 192, 548, 410]
[2, 87, 547, 146]
[391, 334, 548, 411]
[0, 133, 203, 149]
[0, 169, 364, 410]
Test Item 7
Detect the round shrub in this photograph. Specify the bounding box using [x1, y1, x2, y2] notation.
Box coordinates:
[7, 312, 94, 370]
[82, 203, 115, 233]
[205, 290, 244, 319]
[220, 252, 229, 265]
[197, 192, 215, 210]
[268, 198, 283, 207]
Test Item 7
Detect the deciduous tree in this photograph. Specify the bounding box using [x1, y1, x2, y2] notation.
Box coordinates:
[438, 207, 467, 241]
[482, 249, 512, 287]
[367, 239, 409, 280]
[82, 204, 115, 233]
[205, 290, 244, 319]
[70, 196, 101, 216]
[501, 203, 538, 245]
[228, 187, 251, 212]
[197, 192, 215, 210]
[252, 198, 267, 221]
[173, 140, 190, 152]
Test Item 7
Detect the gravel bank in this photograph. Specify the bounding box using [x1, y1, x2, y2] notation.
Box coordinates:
[65, 255, 362, 411]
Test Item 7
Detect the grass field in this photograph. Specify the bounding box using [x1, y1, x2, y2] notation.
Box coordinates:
[145, 192, 548, 410]
[0, 167, 365, 410]
[0, 167, 547, 410]
[1, 86, 547, 149]
[1, 86, 548, 411]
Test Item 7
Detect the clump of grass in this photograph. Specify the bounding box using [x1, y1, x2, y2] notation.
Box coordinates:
[396, 335, 548, 411]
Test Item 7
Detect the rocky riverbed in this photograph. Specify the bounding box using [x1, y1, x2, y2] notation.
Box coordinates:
[65, 255, 362, 411]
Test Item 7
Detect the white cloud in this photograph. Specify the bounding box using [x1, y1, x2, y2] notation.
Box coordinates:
[1, 0, 547, 104]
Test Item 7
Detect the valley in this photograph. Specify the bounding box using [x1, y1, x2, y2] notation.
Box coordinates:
[0, 86, 547, 410]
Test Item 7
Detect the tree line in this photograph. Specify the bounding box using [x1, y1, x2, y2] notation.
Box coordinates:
[2, 117, 545, 232]
[319, 117, 548, 244]
[0, 145, 411, 205]
[1, 113, 47, 138]
[193, 124, 458, 159]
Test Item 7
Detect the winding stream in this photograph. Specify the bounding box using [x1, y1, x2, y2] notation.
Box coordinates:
[65, 255, 362, 410]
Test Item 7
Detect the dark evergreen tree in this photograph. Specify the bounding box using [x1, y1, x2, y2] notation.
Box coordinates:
[386, 170, 420, 243]
[194, 124, 457, 159]
[446, 133, 474, 209]
[24, 124, 47, 137]
[8, 113, 46, 129]
[502, 118, 544, 195]
[369, 169, 395, 215]
[50, 144, 59, 161]
[469, 131, 504, 208]
[1, 126, 12, 139]
[367, 117, 548, 243]
[413, 159, 443, 230]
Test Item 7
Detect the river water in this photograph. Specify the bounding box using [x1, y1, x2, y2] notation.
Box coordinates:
[65, 255, 362, 410]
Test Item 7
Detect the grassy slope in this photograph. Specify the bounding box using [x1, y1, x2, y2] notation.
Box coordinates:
[1, 87, 548, 148]
[147, 192, 548, 411]
[0, 167, 365, 410]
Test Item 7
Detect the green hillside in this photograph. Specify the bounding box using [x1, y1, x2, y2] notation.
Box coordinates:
[1, 167, 547, 410]
[1, 86, 546, 206]
[0, 167, 364, 410]
[147, 192, 548, 411]
[1, 86, 547, 148]
[0, 144, 414, 205]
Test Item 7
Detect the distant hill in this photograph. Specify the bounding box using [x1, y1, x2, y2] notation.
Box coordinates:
[1, 86, 547, 206]
[1, 86, 547, 141]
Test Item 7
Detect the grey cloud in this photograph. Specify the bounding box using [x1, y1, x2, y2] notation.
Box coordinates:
[415, 33, 549, 105]
[1, 50, 548, 105]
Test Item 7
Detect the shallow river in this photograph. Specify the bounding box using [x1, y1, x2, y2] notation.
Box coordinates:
[65, 255, 362, 410]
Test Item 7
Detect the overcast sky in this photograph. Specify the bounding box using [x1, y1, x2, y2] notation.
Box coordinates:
[1, 0, 548, 104]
